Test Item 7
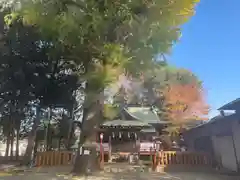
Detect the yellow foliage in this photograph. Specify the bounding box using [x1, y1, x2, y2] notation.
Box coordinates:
[162, 82, 209, 125]
[103, 104, 118, 120]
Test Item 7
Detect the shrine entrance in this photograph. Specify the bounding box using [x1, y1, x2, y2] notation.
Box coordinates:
[95, 107, 170, 161]
[96, 119, 163, 158]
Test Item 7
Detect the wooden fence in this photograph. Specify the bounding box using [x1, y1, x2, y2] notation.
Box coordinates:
[35, 151, 74, 166]
[35, 150, 212, 167]
[35, 151, 107, 166]
[151, 151, 212, 167]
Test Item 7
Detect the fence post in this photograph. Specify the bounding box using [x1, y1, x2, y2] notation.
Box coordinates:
[152, 149, 157, 171]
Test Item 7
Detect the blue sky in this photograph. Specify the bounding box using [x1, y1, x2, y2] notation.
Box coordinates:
[169, 0, 240, 118]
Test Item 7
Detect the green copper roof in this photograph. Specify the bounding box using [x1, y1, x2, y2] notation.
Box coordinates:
[140, 128, 156, 133]
[124, 107, 161, 124]
[102, 119, 151, 127]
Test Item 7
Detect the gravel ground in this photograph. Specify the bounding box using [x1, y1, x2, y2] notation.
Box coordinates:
[0, 171, 238, 180]
[0, 164, 239, 180]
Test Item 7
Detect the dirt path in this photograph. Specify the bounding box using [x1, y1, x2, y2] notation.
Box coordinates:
[0, 171, 238, 180]
[0, 165, 239, 180]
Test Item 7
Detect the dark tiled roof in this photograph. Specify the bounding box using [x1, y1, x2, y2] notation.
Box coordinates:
[218, 98, 240, 110]
[208, 112, 235, 123]
[186, 113, 240, 133]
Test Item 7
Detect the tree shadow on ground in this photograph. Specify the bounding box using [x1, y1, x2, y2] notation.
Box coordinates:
[2, 164, 239, 180]
[107, 164, 240, 180]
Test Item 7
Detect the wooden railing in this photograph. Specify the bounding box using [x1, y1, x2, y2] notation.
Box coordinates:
[35, 151, 107, 167]
[35, 150, 212, 168]
[151, 151, 212, 167]
[35, 151, 74, 166]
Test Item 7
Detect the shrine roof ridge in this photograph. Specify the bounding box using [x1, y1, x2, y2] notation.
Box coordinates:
[124, 106, 168, 124]
[101, 119, 151, 127]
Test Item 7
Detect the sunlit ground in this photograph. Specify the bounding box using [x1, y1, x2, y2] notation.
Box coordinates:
[0, 165, 239, 180]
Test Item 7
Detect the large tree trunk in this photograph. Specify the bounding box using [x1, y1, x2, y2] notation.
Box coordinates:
[5, 130, 10, 160]
[21, 106, 40, 165]
[72, 132, 100, 175]
[66, 108, 74, 149]
[73, 146, 100, 175]
[10, 119, 14, 160]
[58, 137, 62, 151]
[10, 132, 14, 160]
[46, 107, 52, 151]
[46, 123, 51, 151]
[4, 115, 12, 160]
[71, 108, 91, 175]
[72, 98, 104, 174]
[32, 139, 38, 163]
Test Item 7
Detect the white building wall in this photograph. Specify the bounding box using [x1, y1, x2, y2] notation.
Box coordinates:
[212, 135, 237, 171]
[211, 119, 240, 172]
[231, 119, 240, 166]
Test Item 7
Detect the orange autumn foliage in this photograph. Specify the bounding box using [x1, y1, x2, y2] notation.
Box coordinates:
[162, 83, 209, 124]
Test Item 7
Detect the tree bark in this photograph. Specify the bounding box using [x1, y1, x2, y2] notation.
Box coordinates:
[5, 129, 10, 160]
[72, 100, 103, 174]
[58, 137, 62, 151]
[66, 107, 74, 149]
[71, 107, 90, 174]
[46, 123, 51, 151]
[32, 139, 38, 163]
[21, 106, 40, 165]
[72, 147, 100, 175]
[46, 107, 52, 151]
[10, 132, 14, 160]
[10, 119, 14, 160]
[71, 79, 105, 174]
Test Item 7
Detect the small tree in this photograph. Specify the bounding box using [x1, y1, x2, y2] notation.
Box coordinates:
[162, 83, 209, 126]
